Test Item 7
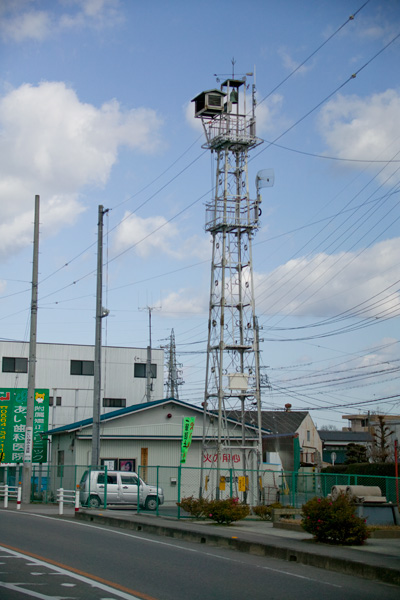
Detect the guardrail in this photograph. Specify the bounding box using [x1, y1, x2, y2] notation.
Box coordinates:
[0, 483, 22, 509]
[57, 487, 80, 515]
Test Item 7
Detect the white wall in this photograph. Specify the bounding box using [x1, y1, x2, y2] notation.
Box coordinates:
[0, 341, 164, 429]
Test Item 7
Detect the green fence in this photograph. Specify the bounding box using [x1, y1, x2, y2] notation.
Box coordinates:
[0, 464, 398, 515]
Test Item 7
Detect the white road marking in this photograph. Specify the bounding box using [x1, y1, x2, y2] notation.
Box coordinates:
[0, 545, 146, 600]
[0, 510, 342, 588]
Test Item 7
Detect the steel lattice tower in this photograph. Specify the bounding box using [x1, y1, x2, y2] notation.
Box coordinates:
[165, 328, 183, 400]
[192, 75, 273, 501]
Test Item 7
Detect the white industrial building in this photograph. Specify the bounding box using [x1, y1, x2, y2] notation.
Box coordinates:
[46, 397, 271, 506]
[0, 340, 165, 430]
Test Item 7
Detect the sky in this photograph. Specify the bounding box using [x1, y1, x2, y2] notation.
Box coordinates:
[1, 0, 400, 430]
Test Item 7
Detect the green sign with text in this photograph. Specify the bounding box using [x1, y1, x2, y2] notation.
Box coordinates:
[0, 388, 49, 464]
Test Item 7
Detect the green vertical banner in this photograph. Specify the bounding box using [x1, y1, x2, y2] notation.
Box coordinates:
[180, 416, 195, 464]
[0, 389, 49, 464]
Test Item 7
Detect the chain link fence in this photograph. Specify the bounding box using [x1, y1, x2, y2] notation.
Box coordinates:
[0, 464, 398, 513]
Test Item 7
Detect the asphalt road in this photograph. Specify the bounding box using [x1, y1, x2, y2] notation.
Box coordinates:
[0, 509, 398, 600]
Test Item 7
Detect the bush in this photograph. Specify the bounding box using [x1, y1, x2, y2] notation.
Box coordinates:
[206, 497, 250, 524]
[252, 502, 282, 521]
[177, 496, 250, 524]
[301, 495, 369, 545]
[177, 496, 207, 518]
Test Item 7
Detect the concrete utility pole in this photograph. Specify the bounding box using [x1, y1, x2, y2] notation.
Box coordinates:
[139, 306, 160, 402]
[91, 205, 109, 467]
[22, 195, 40, 504]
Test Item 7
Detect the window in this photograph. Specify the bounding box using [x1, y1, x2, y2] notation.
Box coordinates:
[70, 360, 94, 376]
[57, 450, 64, 477]
[306, 430, 311, 442]
[2, 357, 28, 373]
[134, 363, 157, 378]
[103, 398, 126, 408]
[97, 473, 117, 484]
[121, 474, 138, 485]
[49, 396, 62, 406]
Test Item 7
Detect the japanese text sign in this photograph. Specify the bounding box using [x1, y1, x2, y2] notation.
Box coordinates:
[0, 388, 49, 464]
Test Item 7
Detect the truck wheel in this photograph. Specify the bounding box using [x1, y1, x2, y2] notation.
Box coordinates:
[88, 495, 101, 508]
[145, 496, 158, 511]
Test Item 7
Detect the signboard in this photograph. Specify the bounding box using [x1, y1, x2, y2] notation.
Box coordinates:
[0, 389, 49, 464]
[180, 416, 195, 464]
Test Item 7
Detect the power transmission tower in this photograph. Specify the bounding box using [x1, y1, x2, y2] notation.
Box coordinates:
[192, 72, 274, 502]
[165, 329, 184, 399]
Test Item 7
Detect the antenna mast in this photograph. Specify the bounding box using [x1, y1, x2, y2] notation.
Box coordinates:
[192, 72, 273, 504]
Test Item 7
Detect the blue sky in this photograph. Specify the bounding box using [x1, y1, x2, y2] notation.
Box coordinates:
[1, 0, 400, 429]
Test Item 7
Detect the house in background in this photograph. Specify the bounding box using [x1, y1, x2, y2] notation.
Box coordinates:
[342, 413, 400, 463]
[318, 430, 373, 465]
[261, 409, 322, 471]
[0, 340, 165, 430]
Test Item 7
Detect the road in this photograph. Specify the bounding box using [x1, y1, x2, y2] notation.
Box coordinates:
[0, 509, 398, 600]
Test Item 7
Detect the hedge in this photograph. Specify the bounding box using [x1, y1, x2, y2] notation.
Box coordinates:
[321, 463, 396, 477]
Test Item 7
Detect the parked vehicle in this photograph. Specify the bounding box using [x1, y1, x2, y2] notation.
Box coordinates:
[79, 470, 164, 510]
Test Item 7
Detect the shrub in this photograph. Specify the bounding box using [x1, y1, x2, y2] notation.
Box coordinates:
[177, 496, 250, 524]
[301, 494, 369, 545]
[206, 497, 250, 525]
[177, 496, 207, 518]
[252, 502, 282, 521]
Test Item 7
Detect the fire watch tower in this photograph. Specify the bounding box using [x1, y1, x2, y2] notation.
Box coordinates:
[192, 74, 273, 501]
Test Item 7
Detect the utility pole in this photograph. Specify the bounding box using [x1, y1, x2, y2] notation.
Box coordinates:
[139, 306, 160, 402]
[91, 205, 109, 467]
[22, 195, 40, 504]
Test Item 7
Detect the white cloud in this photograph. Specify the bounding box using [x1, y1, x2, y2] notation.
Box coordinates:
[0, 81, 163, 262]
[113, 213, 179, 259]
[0, 0, 122, 42]
[113, 213, 211, 260]
[278, 46, 312, 76]
[255, 237, 400, 318]
[161, 289, 207, 316]
[0, 8, 52, 42]
[318, 89, 400, 181]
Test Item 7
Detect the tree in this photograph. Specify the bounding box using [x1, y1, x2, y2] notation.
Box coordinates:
[344, 443, 368, 464]
[370, 415, 394, 463]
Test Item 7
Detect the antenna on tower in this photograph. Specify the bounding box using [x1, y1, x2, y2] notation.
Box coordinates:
[192, 71, 274, 506]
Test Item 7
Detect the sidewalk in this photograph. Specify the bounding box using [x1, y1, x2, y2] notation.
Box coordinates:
[5, 502, 400, 586]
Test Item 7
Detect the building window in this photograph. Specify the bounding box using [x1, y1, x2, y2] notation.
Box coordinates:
[307, 430, 310, 442]
[49, 396, 62, 406]
[134, 363, 157, 378]
[57, 450, 64, 477]
[2, 357, 28, 373]
[103, 398, 126, 408]
[70, 360, 94, 376]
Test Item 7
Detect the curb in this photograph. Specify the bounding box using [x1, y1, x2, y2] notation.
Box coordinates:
[75, 511, 400, 586]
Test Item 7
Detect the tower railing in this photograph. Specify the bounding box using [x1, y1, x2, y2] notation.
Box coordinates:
[205, 199, 260, 231]
[203, 115, 260, 150]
